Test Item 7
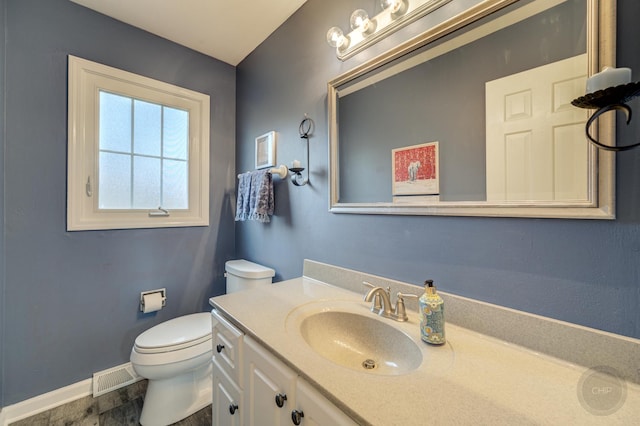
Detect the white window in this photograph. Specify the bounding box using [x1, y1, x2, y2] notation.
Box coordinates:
[67, 55, 209, 231]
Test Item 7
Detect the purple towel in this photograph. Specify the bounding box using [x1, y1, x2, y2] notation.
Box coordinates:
[235, 169, 274, 223]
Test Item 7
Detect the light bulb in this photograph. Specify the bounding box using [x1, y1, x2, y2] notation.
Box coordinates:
[326, 27, 349, 49]
[380, 0, 408, 16]
[350, 9, 376, 35]
[350, 9, 369, 31]
[380, 0, 393, 9]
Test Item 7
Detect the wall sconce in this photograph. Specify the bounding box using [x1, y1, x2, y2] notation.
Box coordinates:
[572, 67, 640, 152]
[290, 115, 314, 186]
[326, 0, 452, 61]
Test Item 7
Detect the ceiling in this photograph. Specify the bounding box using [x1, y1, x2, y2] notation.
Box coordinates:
[70, 0, 308, 66]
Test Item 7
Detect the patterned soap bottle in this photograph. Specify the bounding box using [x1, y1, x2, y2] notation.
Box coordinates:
[419, 279, 445, 345]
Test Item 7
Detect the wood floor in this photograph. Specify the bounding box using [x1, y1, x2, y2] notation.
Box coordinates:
[9, 381, 212, 426]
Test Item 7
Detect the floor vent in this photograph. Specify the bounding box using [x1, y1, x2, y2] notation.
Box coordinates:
[92, 363, 141, 397]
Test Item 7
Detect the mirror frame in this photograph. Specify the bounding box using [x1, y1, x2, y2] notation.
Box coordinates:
[328, 0, 615, 219]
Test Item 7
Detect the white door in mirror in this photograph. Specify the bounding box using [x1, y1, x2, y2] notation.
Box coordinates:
[486, 54, 589, 202]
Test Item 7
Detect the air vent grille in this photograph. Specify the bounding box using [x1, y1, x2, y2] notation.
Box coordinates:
[92, 363, 141, 397]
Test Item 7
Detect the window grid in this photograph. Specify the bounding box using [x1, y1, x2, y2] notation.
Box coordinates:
[98, 91, 189, 211]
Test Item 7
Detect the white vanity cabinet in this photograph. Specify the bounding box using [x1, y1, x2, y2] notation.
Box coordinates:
[243, 335, 357, 426]
[212, 309, 244, 425]
[211, 308, 357, 426]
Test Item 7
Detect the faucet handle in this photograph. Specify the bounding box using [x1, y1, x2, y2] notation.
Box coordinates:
[362, 281, 383, 311]
[395, 292, 419, 321]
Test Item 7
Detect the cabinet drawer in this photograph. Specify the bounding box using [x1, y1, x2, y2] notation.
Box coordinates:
[213, 358, 243, 426]
[212, 309, 244, 383]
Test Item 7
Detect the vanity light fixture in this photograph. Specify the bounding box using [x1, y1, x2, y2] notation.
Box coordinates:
[290, 115, 315, 187]
[326, 0, 451, 61]
[572, 66, 640, 151]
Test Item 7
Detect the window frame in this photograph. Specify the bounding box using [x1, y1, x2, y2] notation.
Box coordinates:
[67, 55, 210, 231]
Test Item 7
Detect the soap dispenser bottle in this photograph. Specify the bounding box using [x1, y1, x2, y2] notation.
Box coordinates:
[419, 280, 445, 345]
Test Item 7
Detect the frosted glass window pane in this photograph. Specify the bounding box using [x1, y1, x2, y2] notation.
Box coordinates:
[133, 156, 161, 209]
[163, 107, 188, 160]
[99, 91, 131, 153]
[163, 160, 188, 209]
[99, 152, 131, 209]
[134, 100, 161, 156]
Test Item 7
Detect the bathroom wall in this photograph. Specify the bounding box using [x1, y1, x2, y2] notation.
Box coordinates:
[1, 0, 235, 405]
[236, 0, 640, 340]
[0, 0, 6, 409]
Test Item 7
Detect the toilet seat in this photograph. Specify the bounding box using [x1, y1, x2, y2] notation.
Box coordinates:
[134, 312, 211, 354]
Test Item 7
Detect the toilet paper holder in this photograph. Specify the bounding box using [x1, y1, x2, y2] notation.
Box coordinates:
[140, 288, 167, 312]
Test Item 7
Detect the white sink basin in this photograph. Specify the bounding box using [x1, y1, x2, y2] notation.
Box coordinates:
[293, 308, 423, 375]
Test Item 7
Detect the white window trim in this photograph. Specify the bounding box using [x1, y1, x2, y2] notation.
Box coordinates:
[67, 55, 210, 231]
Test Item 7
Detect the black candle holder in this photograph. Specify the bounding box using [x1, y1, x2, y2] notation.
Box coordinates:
[572, 81, 640, 152]
[291, 115, 314, 186]
[289, 167, 307, 186]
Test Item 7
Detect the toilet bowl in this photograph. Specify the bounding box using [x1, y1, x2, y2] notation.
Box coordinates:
[130, 312, 212, 426]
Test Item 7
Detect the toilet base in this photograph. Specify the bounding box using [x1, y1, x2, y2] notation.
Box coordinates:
[139, 360, 212, 426]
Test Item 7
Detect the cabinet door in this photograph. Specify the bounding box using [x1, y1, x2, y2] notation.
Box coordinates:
[293, 377, 357, 426]
[212, 359, 243, 426]
[244, 336, 297, 426]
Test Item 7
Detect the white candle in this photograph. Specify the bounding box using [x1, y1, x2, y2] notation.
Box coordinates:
[292, 160, 301, 168]
[586, 66, 632, 94]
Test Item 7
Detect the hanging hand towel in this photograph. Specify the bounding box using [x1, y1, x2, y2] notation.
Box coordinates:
[235, 172, 252, 222]
[235, 169, 274, 223]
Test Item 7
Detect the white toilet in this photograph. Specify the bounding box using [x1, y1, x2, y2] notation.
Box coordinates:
[130, 259, 275, 426]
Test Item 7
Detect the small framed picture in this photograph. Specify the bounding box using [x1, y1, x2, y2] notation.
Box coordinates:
[255, 131, 276, 169]
[392, 141, 439, 196]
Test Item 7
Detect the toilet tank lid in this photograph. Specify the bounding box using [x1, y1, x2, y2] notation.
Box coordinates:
[135, 312, 211, 350]
[225, 259, 275, 279]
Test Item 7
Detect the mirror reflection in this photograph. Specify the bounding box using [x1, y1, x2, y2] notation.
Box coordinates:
[329, 0, 615, 218]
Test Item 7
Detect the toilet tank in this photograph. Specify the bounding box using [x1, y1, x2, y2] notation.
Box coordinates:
[225, 259, 275, 294]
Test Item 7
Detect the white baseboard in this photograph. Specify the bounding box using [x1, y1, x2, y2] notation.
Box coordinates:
[0, 377, 92, 425]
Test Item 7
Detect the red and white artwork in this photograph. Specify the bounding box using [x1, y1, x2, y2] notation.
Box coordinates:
[392, 141, 439, 196]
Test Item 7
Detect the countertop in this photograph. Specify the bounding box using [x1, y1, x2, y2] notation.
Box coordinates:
[210, 277, 640, 425]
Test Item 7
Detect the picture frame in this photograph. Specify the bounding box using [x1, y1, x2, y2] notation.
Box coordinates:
[392, 141, 439, 196]
[255, 131, 276, 169]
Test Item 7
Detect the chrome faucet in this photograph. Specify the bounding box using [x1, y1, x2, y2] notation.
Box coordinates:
[364, 285, 393, 316]
[362, 281, 418, 322]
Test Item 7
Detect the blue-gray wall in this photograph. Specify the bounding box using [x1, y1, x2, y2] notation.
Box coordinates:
[1, 0, 236, 405]
[236, 0, 640, 341]
[0, 0, 6, 410]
